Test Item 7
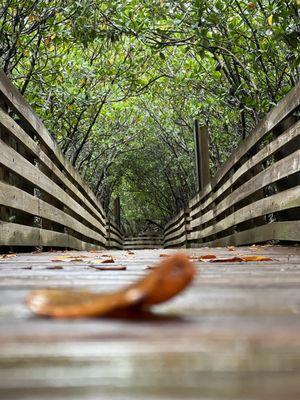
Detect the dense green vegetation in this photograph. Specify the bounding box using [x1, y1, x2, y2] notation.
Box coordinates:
[1, 0, 299, 233]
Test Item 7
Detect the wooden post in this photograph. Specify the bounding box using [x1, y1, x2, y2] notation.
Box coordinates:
[113, 196, 121, 228]
[194, 120, 211, 192]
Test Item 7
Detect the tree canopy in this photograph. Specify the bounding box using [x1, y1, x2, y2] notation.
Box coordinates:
[1, 0, 299, 233]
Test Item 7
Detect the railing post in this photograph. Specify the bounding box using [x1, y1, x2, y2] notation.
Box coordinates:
[113, 196, 121, 228]
[194, 120, 211, 192]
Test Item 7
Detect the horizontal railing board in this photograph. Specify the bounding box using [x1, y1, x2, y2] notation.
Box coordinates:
[189, 186, 300, 241]
[189, 221, 300, 248]
[190, 150, 300, 231]
[0, 222, 103, 250]
[0, 181, 106, 246]
[0, 70, 105, 221]
[164, 209, 186, 232]
[190, 120, 300, 220]
[164, 220, 186, 242]
[0, 108, 106, 227]
[195, 148, 300, 230]
[211, 81, 300, 190]
[164, 214, 185, 236]
[0, 139, 106, 236]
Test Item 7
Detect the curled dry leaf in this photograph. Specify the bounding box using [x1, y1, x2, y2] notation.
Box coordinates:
[51, 255, 89, 263]
[240, 255, 272, 262]
[90, 265, 126, 271]
[198, 254, 216, 261]
[95, 257, 115, 264]
[27, 253, 195, 318]
[209, 256, 244, 263]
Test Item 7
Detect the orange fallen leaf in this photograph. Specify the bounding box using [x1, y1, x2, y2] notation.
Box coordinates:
[198, 254, 217, 260]
[209, 257, 244, 263]
[240, 255, 272, 262]
[159, 253, 170, 257]
[27, 253, 195, 318]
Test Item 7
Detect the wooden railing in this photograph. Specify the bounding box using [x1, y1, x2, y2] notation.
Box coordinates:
[164, 82, 300, 248]
[124, 233, 163, 250]
[0, 71, 110, 251]
[107, 220, 123, 249]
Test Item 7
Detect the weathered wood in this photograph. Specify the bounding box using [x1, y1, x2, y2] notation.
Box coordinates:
[0, 139, 106, 236]
[194, 122, 211, 191]
[0, 222, 103, 250]
[0, 182, 106, 246]
[0, 108, 106, 226]
[0, 70, 106, 220]
[1, 247, 300, 399]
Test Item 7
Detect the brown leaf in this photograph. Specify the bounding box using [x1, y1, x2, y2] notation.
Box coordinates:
[126, 250, 135, 255]
[159, 253, 170, 257]
[209, 256, 244, 263]
[90, 265, 126, 271]
[46, 266, 64, 270]
[240, 255, 272, 262]
[198, 254, 217, 261]
[27, 253, 195, 318]
[94, 257, 115, 264]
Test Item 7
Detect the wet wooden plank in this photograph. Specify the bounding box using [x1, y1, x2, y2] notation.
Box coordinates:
[0, 247, 300, 399]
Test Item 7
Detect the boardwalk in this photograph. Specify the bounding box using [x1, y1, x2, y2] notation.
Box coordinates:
[1, 246, 300, 399]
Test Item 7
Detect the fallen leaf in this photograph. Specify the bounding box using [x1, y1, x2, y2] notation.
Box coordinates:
[51, 255, 89, 262]
[127, 250, 135, 255]
[209, 257, 244, 263]
[22, 266, 32, 270]
[159, 254, 170, 257]
[46, 266, 64, 270]
[240, 255, 272, 262]
[198, 254, 217, 260]
[27, 253, 195, 318]
[91, 258, 115, 264]
[90, 265, 126, 271]
[0, 253, 17, 259]
[227, 246, 236, 251]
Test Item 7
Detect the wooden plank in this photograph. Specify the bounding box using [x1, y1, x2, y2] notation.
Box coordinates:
[0, 108, 106, 227]
[212, 80, 300, 188]
[0, 70, 106, 220]
[190, 221, 300, 247]
[190, 150, 300, 230]
[0, 222, 103, 250]
[0, 139, 106, 236]
[0, 181, 106, 246]
[190, 119, 300, 221]
[189, 186, 300, 241]
[1, 247, 300, 399]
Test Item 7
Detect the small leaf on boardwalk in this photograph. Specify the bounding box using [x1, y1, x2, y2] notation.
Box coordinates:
[27, 253, 195, 318]
[90, 265, 126, 271]
[46, 266, 64, 270]
[240, 255, 273, 262]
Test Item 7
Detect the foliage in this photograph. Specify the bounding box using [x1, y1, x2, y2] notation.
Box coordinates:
[0, 0, 299, 233]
